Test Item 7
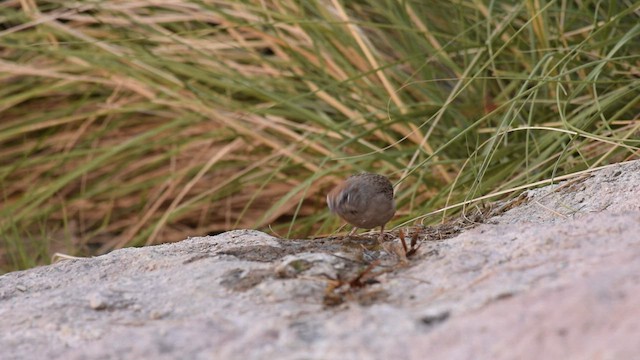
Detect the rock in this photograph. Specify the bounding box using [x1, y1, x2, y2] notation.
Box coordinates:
[1, 162, 640, 360]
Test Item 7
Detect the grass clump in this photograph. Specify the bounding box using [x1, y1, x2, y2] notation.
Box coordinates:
[1, 0, 638, 272]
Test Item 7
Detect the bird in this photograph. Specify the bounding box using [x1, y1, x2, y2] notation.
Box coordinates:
[326, 172, 396, 241]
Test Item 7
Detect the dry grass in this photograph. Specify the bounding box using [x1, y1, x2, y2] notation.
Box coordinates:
[1, 0, 639, 271]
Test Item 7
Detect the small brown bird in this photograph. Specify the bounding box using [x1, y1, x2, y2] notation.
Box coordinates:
[327, 172, 396, 241]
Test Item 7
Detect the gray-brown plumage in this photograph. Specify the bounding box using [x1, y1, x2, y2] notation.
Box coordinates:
[327, 172, 396, 240]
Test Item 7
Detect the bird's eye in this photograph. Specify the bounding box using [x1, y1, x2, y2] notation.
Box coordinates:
[339, 191, 349, 206]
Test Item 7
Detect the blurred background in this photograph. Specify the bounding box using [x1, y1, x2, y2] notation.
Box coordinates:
[1, 0, 638, 272]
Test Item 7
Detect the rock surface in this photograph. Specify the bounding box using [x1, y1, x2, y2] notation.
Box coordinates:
[1, 161, 640, 360]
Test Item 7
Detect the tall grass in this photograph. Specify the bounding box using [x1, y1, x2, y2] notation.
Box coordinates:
[1, 0, 638, 272]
